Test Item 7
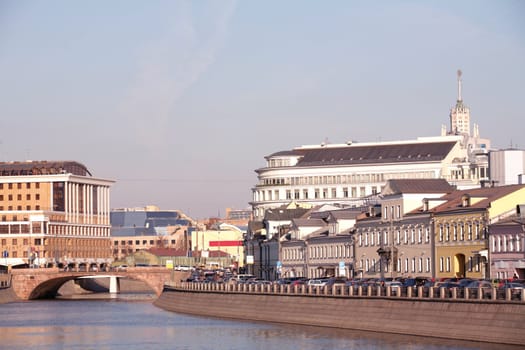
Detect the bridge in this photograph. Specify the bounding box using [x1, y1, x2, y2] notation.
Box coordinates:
[9, 267, 183, 300]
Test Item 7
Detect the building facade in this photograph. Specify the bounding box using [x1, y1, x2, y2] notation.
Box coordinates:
[110, 206, 193, 261]
[0, 161, 113, 269]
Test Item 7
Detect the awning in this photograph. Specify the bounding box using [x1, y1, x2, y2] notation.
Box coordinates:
[0, 258, 26, 266]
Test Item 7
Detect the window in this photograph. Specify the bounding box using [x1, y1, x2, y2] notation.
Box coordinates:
[426, 258, 431, 272]
[36, 183, 40, 189]
[445, 225, 450, 241]
[8, 183, 13, 189]
[303, 189, 308, 199]
[411, 258, 416, 273]
[26, 183, 31, 189]
[12, 238, 17, 245]
[8, 195, 12, 201]
[439, 225, 443, 242]
[446, 257, 451, 272]
[419, 258, 423, 272]
[459, 224, 464, 241]
[425, 228, 430, 243]
[26, 194, 31, 200]
[439, 257, 444, 272]
[418, 228, 422, 243]
[17, 194, 22, 201]
[135, 240, 140, 245]
[17, 183, 22, 189]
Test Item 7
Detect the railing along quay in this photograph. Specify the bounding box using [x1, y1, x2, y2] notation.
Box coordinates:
[167, 281, 525, 303]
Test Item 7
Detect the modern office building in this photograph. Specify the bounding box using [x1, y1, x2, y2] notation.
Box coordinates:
[0, 160, 114, 269]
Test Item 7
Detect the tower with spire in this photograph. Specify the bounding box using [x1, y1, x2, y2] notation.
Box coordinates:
[449, 69, 471, 135]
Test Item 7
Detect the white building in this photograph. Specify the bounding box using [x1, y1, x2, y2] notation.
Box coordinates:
[250, 70, 490, 219]
[489, 149, 525, 186]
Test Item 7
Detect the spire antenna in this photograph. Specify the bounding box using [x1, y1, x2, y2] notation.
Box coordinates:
[457, 69, 462, 101]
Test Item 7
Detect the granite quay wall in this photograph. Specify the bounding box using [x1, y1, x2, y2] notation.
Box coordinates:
[154, 283, 525, 346]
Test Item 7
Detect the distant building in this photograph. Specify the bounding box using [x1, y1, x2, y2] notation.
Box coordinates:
[110, 206, 193, 261]
[489, 149, 525, 186]
[0, 160, 114, 269]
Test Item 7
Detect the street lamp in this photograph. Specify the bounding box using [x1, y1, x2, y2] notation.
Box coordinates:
[376, 247, 391, 280]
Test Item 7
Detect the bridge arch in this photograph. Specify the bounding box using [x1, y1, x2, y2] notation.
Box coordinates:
[10, 267, 179, 300]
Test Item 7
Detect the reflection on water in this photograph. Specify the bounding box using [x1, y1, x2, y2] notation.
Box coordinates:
[0, 297, 521, 350]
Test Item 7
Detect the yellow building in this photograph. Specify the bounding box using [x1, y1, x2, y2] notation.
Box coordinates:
[0, 161, 114, 269]
[431, 184, 525, 279]
[191, 223, 245, 269]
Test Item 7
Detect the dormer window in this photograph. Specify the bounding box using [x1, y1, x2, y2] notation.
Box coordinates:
[461, 194, 471, 207]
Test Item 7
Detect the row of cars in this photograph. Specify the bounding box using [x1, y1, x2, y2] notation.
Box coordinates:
[259, 276, 525, 300]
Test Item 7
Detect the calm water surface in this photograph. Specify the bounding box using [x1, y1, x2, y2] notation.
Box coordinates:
[0, 295, 521, 350]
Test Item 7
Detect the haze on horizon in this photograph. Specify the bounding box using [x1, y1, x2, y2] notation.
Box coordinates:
[0, 1, 523, 219]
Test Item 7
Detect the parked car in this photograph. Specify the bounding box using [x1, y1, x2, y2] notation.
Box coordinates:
[465, 280, 493, 299]
[499, 282, 525, 300]
[385, 281, 403, 296]
[307, 279, 329, 288]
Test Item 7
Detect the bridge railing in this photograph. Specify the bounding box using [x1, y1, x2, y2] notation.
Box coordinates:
[167, 281, 525, 303]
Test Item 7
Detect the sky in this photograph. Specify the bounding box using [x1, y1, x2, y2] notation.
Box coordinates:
[0, 1, 524, 219]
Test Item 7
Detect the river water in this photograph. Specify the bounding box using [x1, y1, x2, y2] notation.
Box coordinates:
[0, 293, 521, 350]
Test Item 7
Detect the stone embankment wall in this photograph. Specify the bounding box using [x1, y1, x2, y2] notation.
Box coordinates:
[0, 286, 18, 304]
[154, 287, 525, 346]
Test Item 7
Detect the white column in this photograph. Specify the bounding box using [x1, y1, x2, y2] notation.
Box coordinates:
[109, 276, 120, 294]
[105, 186, 110, 226]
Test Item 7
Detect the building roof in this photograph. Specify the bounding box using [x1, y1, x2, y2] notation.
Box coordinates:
[430, 185, 525, 215]
[0, 160, 92, 176]
[381, 179, 454, 195]
[266, 140, 457, 167]
[110, 210, 190, 236]
[264, 208, 311, 221]
[148, 247, 187, 257]
[292, 218, 327, 227]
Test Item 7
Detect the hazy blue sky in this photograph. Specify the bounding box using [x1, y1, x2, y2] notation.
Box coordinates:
[1, 1, 524, 219]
